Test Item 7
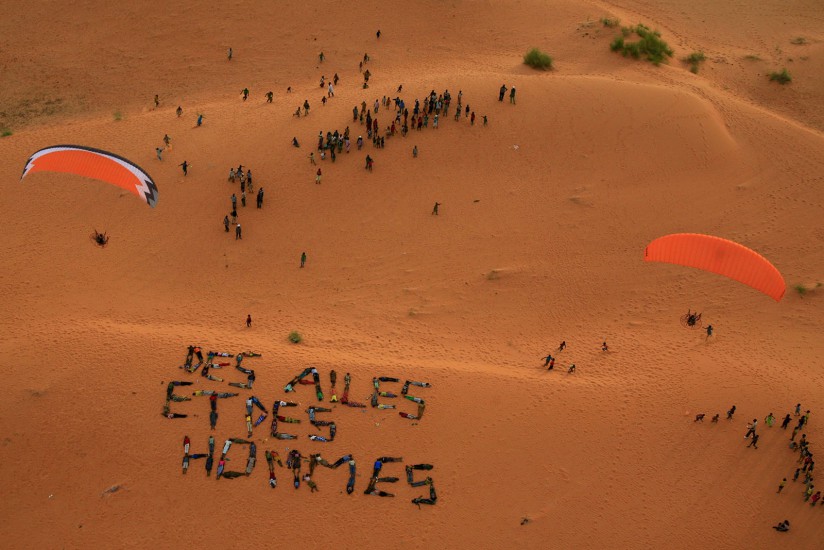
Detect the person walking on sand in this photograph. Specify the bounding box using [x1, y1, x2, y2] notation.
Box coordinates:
[235, 223, 242, 240]
[300, 252, 307, 268]
[727, 405, 736, 420]
[432, 202, 440, 215]
[558, 341, 566, 352]
[176, 105, 183, 117]
[777, 478, 787, 493]
[223, 215, 230, 232]
[231, 209, 237, 224]
[748, 433, 760, 449]
[304, 100, 310, 116]
[413, 145, 418, 158]
[156, 147, 164, 161]
[266, 91, 273, 103]
[154, 94, 160, 108]
[242, 88, 249, 101]
[179, 161, 189, 175]
[319, 51, 325, 63]
[227, 47, 233, 60]
[794, 403, 802, 416]
[705, 324, 713, 339]
[781, 413, 792, 429]
[231, 194, 237, 210]
[256, 188, 264, 209]
[316, 168, 322, 184]
[744, 419, 757, 439]
[163, 134, 171, 149]
[197, 114, 204, 126]
[328, 83, 334, 97]
[499, 84, 507, 101]
[309, 152, 316, 165]
[510, 87, 516, 104]
[246, 314, 252, 328]
[470, 112, 476, 125]
[765, 413, 775, 427]
[542, 354, 552, 367]
[241, 191, 246, 207]
[602, 341, 609, 352]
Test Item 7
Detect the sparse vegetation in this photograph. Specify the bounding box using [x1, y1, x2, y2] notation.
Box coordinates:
[600, 17, 620, 28]
[794, 284, 808, 296]
[768, 68, 792, 84]
[743, 54, 761, 61]
[523, 48, 554, 70]
[790, 37, 807, 45]
[683, 51, 706, 73]
[610, 24, 673, 65]
[113, 110, 123, 121]
[287, 330, 303, 344]
[1, 128, 12, 137]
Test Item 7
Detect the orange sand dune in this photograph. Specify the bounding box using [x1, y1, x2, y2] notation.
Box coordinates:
[1, 1, 823, 548]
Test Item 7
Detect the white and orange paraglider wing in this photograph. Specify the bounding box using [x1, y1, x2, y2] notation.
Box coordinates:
[21, 145, 158, 207]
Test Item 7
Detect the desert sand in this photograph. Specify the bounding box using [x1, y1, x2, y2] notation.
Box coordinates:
[1, 0, 823, 548]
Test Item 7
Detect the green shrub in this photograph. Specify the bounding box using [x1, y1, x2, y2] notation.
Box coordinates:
[610, 24, 673, 65]
[1, 128, 11, 137]
[684, 51, 706, 73]
[794, 284, 808, 296]
[769, 68, 792, 84]
[523, 48, 553, 70]
[600, 17, 620, 28]
[287, 331, 303, 344]
[113, 111, 123, 121]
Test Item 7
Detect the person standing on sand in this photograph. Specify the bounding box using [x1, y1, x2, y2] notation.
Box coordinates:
[748, 433, 759, 449]
[470, 112, 476, 125]
[156, 147, 164, 160]
[432, 202, 440, 215]
[231, 209, 237, 224]
[163, 134, 171, 149]
[154, 95, 160, 108]
[794, 403, 802, 416]
[316, 168, 322, 184]
[301, 252, 307, 268]
[231, 194, 237, 210]
[241, 191, 246, 207]
[197, 114, 204, 126]
[246, 315, 252, 328]
[510, 87, 516, 104]
[179, 161, 189, 175]
[744, 419, 757, 439]
[257, 188, 264, 209]
[235, 223, 242, 240]
[328, 83, 334, 97]
[602, 341, 609, 352]
[266, 91, 273, 103]
[413, 145, 418, 158]
[705, 324, 713, 339]
[242, 88, 249, 101]
[223, 215, 229, 232]
[499, 84, 507, 101]
[727, 405, 736, 420]
[376, 30, 381, 39]
[542, 354, 552, 367]
[319, 52, 325, 63]
[177, 106, 183, 117]
[228, 47, 233, 60]
[304, 100, 311, 116]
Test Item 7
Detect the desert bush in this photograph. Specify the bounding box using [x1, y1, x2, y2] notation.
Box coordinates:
[794, 284, 808, 296]
[288, 331, 303, 344]
[1, 128, 11, 137]
[684, 51, 706, 73]
[743, 54, 761, 61]
[523, 48, 554, 70]
[600, 17, 620, 28]
[790, 37, 807, 45]
[610, 24, 673, 65]
[113, 110, 123, 121]
[769, 68, 792, 84]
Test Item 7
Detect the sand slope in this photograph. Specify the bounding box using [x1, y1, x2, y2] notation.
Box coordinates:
[1, 1, 823, 548]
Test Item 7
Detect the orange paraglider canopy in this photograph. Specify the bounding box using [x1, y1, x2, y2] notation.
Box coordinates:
[644, 233, 785, 301]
